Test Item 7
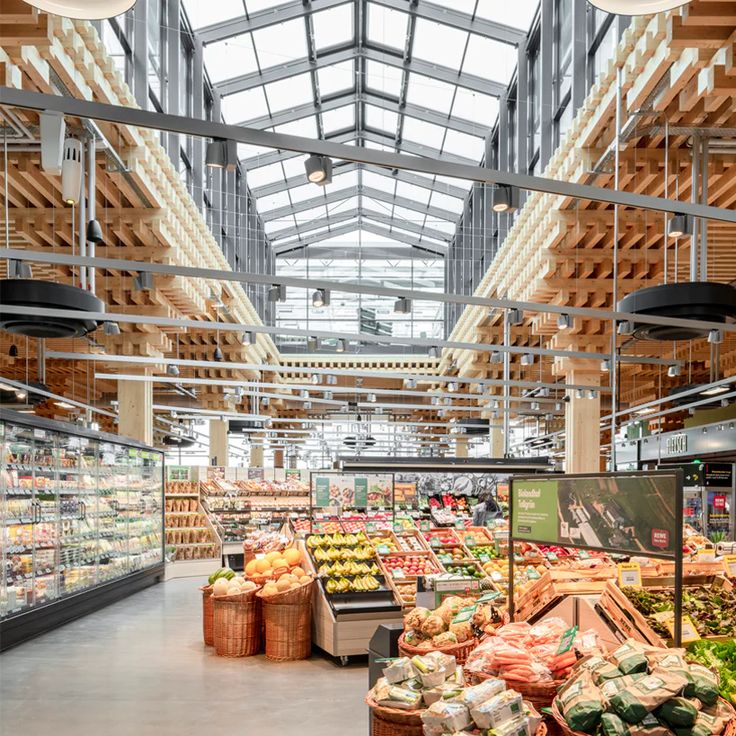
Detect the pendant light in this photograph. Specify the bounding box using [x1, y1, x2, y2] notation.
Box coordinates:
[61, 138, 83, 205]
[22, 0, 138, 20]
[587, 0, 690, 14]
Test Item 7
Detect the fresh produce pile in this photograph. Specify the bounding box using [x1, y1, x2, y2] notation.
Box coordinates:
[306, 532, 386, 594]
[324, 575, 381, 593]
[437, 546, 472, 562]
[242, 529, 288, 554]
[424, 530, 460, 546]
[244, 547, 308, 584]
[307, 531, 370, 548]
[208, 567, 259, 596]
[555, 639, 734, 736]
[444, 561, 485, 579]
[317, 560, 381, 577]
[466, 618, 602, 684]
[382, 555, 439, 577]
[369, 650, 543, 736]
[622, 586, 736, 638]
[403, 594, 503, 650]
[396, 534, 426, 552]
[688, 640, 736, 706]
[470, 545, 503, 561]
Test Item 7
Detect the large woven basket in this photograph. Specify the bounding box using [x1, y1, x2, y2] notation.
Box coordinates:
[200, 585, 214, 646]
[365, 695, 424, 736]
[465, 667, 562, 709]
[398, 632, 478, 666]
[212, 589, 261, 658]
[552, 699, 735, 736]
[257, 579, 314, 662]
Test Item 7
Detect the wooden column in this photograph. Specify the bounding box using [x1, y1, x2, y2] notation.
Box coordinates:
[273, 449, 284, 468]
[489, 427, 504, 458]
[118, 378, 152, 446]
[563, 367, 602, 474]
[250, 445, 264, 468]
[455, 438, 468, 458]
[209, 420, 229, 466]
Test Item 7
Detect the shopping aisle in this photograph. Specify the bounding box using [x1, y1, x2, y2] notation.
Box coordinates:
[0, 579, 369, 736]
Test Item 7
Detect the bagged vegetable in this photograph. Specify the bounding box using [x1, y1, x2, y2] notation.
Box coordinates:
[601, 712, 632, 736]
[470, 689, 523, 729]
[609, 670, 690, 724]
[373, 679, 423, 710]
[684, 664, 719, 706]
[601, 674, 649, 701]
[529, 617, 570, 645]
[556, 671, 605, 733]
[422, 614, 447, 637]
[383, 657, 416, 684]
[459, 678, 507, 709]
[629, 713, 675, 736]
[493, 716, 534, 736]
[676, 700, 735, 736]
[655, 698, 699, 728]
[647, 651, 693, 688]
[611, 641, 649, 676]
[421, 700, 472, 732]
[575, 655, 624, 684]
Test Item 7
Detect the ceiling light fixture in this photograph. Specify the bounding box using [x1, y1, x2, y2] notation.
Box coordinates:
[667, 213, 694, 239]
[300, 389, 309, 399]
[61, 138, 83, 205]
[336, 338, 346, 353]
[428, 346, 440, 359]
[242, 331, 253, 345]
[367, 393, 377, 403]
[406, 378, 417, 389]
[312, 288, 330, 308]
[507, 308, 524, 326]
[491, 184, 519, 213]
[8, 260, 32, 279]
[86, 218, 103, 243]
[708, 329, 723, 344]
[447, 382, 457, 393]
[304, 154, 333, 185]
[557, 313, 572, 330]
[326, 374, 337, 386]
[166, 364, 180, 377]
[103, 321, 121, 336]
[587, 0, 692, 17]
[601, 359, 610, 372]
[617, 320, 635, 336]
[667, 364, 681, 378]
[268, 284, 287, 302]
[520, 353, 534, 366]
[324, 391, 333, 401]
[132, 271, 153, 292]
[8, 344, 18, 358]
[394, 296, 412, 314]
[490, 351, 503, 364]
[261, 397, 270, 407]
[307, 336, 318, 351]
[24, 0, 138, 19]
[213, 345, 224, 362]
[205, 138, 237, 172]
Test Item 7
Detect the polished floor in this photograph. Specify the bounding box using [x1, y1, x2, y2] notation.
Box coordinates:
[1, 578, 369, 735]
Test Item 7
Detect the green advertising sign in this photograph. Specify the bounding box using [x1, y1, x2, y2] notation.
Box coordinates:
[512, 479, 560, 542]
[315, 477, 331, 508]
[354, 477, 368, 508]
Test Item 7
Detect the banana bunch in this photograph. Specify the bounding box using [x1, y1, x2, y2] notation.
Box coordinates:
[312, 544, 376, 562]
[318, 560, 379, 576]
[324, 574, 381, 593]
[307, 531, 370, 548]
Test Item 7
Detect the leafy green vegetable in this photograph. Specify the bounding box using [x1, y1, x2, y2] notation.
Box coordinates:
[687, 639, 736, 707]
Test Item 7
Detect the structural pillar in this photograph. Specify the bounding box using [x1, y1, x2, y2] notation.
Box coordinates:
[455, 438, 468, 458]
[118, 378, 153, 446]
[561, 365, 602, 474]
[209, 420, 229, 466]
[489, 427, 504, 458]
[273, 449, 284, 468]
[250, 445, 264, 468]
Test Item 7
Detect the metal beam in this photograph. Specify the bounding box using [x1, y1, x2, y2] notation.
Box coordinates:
[363, 129, 478, 166]
[198, 0, 347, 44]
[242, 131, 355, 169]
[370, 0, 526, 46]
[4, 88, 735, 224]
[269, 209, 359, 241]
[272, 221, 359, 253]
[362, 208, 452, 242]
[277, 243, 441, 259]
[361, 185, 458, 221]
[359, 221, 446, 255]
[260, 186, 356, 221]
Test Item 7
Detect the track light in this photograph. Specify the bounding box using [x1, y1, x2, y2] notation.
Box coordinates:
[326, 374, 337, 385]
[336, 338, 347, 353]
[40, 111, 65, 174]
[312, 288, 330, 307]
[311, 373, 320, 385]
[86, 219, 103, 243]
[490, 350, 503, 364]
[367, 393, 377, 403]
[15, 389, 26, 400]
[324, 391, 333, 401]
[9, 344, 18, 357]
[575, 389, 584, 399]
[587, 390, 596, 400]
[601, 359, 610, 372]
[520, 353, 534, 366]
[304, 401, 312, 410]
[103, 321, 121, 336]
[617, 321, 635, 336]
[8, 259, 32, 279]
[507, 308, 523, 326]
[530, 402, 540, 411]
[447, 382, 457, 393]
[667, 364, 681, 378]
[491, 184, 518, 213]
[261, 397, 270, 407]
[61, 138, 83, 205]
[394, 297, 412, 314]
[304, 154, 333, 185]
[206, 138, 238, 172]
[406, 378, 417, 389]
[307, 336, 318, 351]
[133, 272, 153, 291]
[213, 345, 224, 361]
[242, 331, 253, 345]
[268, 284, 287, 302]
[557, 313, 572, 330]
[491, 410, 499, 419]
[428, 346, 440, 359]
[667, 213, 694, 239]
[166, 363, 180, 377]
[300, 389, 309, 399]
[431, 396, 440, 406]
[708, 329, 723, 344]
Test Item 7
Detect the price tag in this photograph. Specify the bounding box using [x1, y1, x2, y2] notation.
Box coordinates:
[490, 571, 503, 582]
[556, 625, 579, 655]
[419, 520, 431, 532]
[430, 537, 441, 549]
[655, 612, 701, 643]
[695, 548, 716, 562]
[464, 536, 476, 548]
[454, 519, 465, 530]
[439, 554, 453, 564]
[393, 568, 406, 580]
[377, 544, 391, 555]
[578, 549, 590, 560]
[527, 567, 541, 580]
[477, 591, 501, 604]
[479, 554, 491, 563]
[366, 522, 376, 533]
[393, 522, 403, 533]
[545, 551, 558, 562]
[722, 555, 736, 577]
[617, 562, 642, 588]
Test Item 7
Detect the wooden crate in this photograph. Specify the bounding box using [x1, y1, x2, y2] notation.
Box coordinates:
[393, 527, 431, 554]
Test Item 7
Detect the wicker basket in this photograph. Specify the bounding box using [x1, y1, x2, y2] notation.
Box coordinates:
[200, 585, 214, 646]
[465, 668, 562, 709]
[257, 579, 314, 662]
[212, 589, 261, 658]
[552, 699, 735, 736]
[398, 632, 478, 666]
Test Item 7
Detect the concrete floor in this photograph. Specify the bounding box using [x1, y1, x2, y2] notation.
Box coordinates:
[1, 578, 369, 736]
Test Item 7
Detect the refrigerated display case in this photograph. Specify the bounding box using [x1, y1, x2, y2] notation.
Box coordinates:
[0, 409, 164, 650]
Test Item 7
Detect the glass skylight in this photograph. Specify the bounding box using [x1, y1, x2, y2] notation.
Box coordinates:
[252, 20, 308, 69]
[366, 2, 408, 51]
[221, 86, 269, 124]
[405, 74, 455, 115]
[317, 60, 356, 96]
[203, 37, 257, 84]
[312, 2, 354, 50]
[321, 105, 355, 135]
[412, 19, 467, 70]
[182, 0, 243, 30]
[364, 104, 399, 134]
[263, 73, 314, 113]
[364, 60, 402, 97]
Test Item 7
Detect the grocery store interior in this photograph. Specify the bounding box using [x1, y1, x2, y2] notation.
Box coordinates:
[2, 0, 736, 735]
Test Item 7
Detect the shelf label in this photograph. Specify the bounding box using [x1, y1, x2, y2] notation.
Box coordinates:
[419, 520, 431, 532]
[723, 555, 736, 577]
[464, 536, 476, 547]
[695, 548, 716, 562]
[454, 519, 465, 530]
[617, 562, 642, 588]
[393, 522, 403, 533]
[377, 544, 391, 555]
[653, 612, 701, 643]
[366, 522, 377, 533]
[557, 625, 579, 655]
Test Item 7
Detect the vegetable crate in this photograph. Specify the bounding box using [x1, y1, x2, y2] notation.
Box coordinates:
[514, 570, 612, 623]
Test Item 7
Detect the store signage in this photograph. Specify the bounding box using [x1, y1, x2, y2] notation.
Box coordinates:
[314, 477, 330, 508]
[654, 612, 700, 644]
[665, 434, 687, 456]
[695, 548, 715, 562]
[617, 562, 642, 588]
[354, 477, 368, 508]
[722, 555, 736, 577]
[713, 494, 727, 510]
[704, 464, 733, 488]
[511, 474, 679, 557]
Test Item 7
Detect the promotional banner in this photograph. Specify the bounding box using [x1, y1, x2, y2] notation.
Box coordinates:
[511, 473, 679, 557]
[310, 473, 393, 508]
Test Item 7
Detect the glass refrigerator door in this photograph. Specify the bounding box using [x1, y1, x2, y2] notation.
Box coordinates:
[57, 434, 98, 597]
[97, 442, 129, 583]
[683, 489, 705, 534]
[705, 490, 732, 541]
[137, 450, 163, 570]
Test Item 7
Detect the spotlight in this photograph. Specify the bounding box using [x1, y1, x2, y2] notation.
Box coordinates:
[300, 389, 309, 399]
[304, 401, 312, 410]
[166, 364, 180, 377]
[8, 260, 32, 279]
[326, 374, 337, 385]
[557, 313, 572, 330]
[507, 308, 523, 326]
[428, 346, 440, 359]
[367, 393, 377, 403]
[268, 284, 287, 302]
[667, 364, 681, 378]
[490, 351, 503, 364]
[103, 321, 121, 336]
[304, 154, 333, 185]
[307, 336, 319, 351]
[336, 338, 346, 353]
[667, 213, 694, 239]
[721, 398, 730, 408]
[324, 391, 333, 400]
[601, 359, 610, 372]
[261, 397, 270, 407]
[708, 329, 723, 344]
[86, 219, 103, 243]
[406, 378, 417, 389]
[520, 353, 534, 366]
[213, 345, 224, 361]
[242, 331, 253, 345]
[61, 138, 83, 205]
[312, 288, 330, 307]
[205, 138, 238, 172]
[394, 296, 412, 314]
[311, 373, 320, 385]
[39, 111, 65, 174]
[431, 396, 440, 406]
[9, 344, 18, 357]
[491, 184, 518, 213]
[491, 410, 499, 419]
[15, 390, 26, 400]
[133, 272, 153, 291]
[447, 382, 457, 393]
[617, 321, 635, 336]
[575, 389, 584, 399]
[587, 390, 596, 400]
